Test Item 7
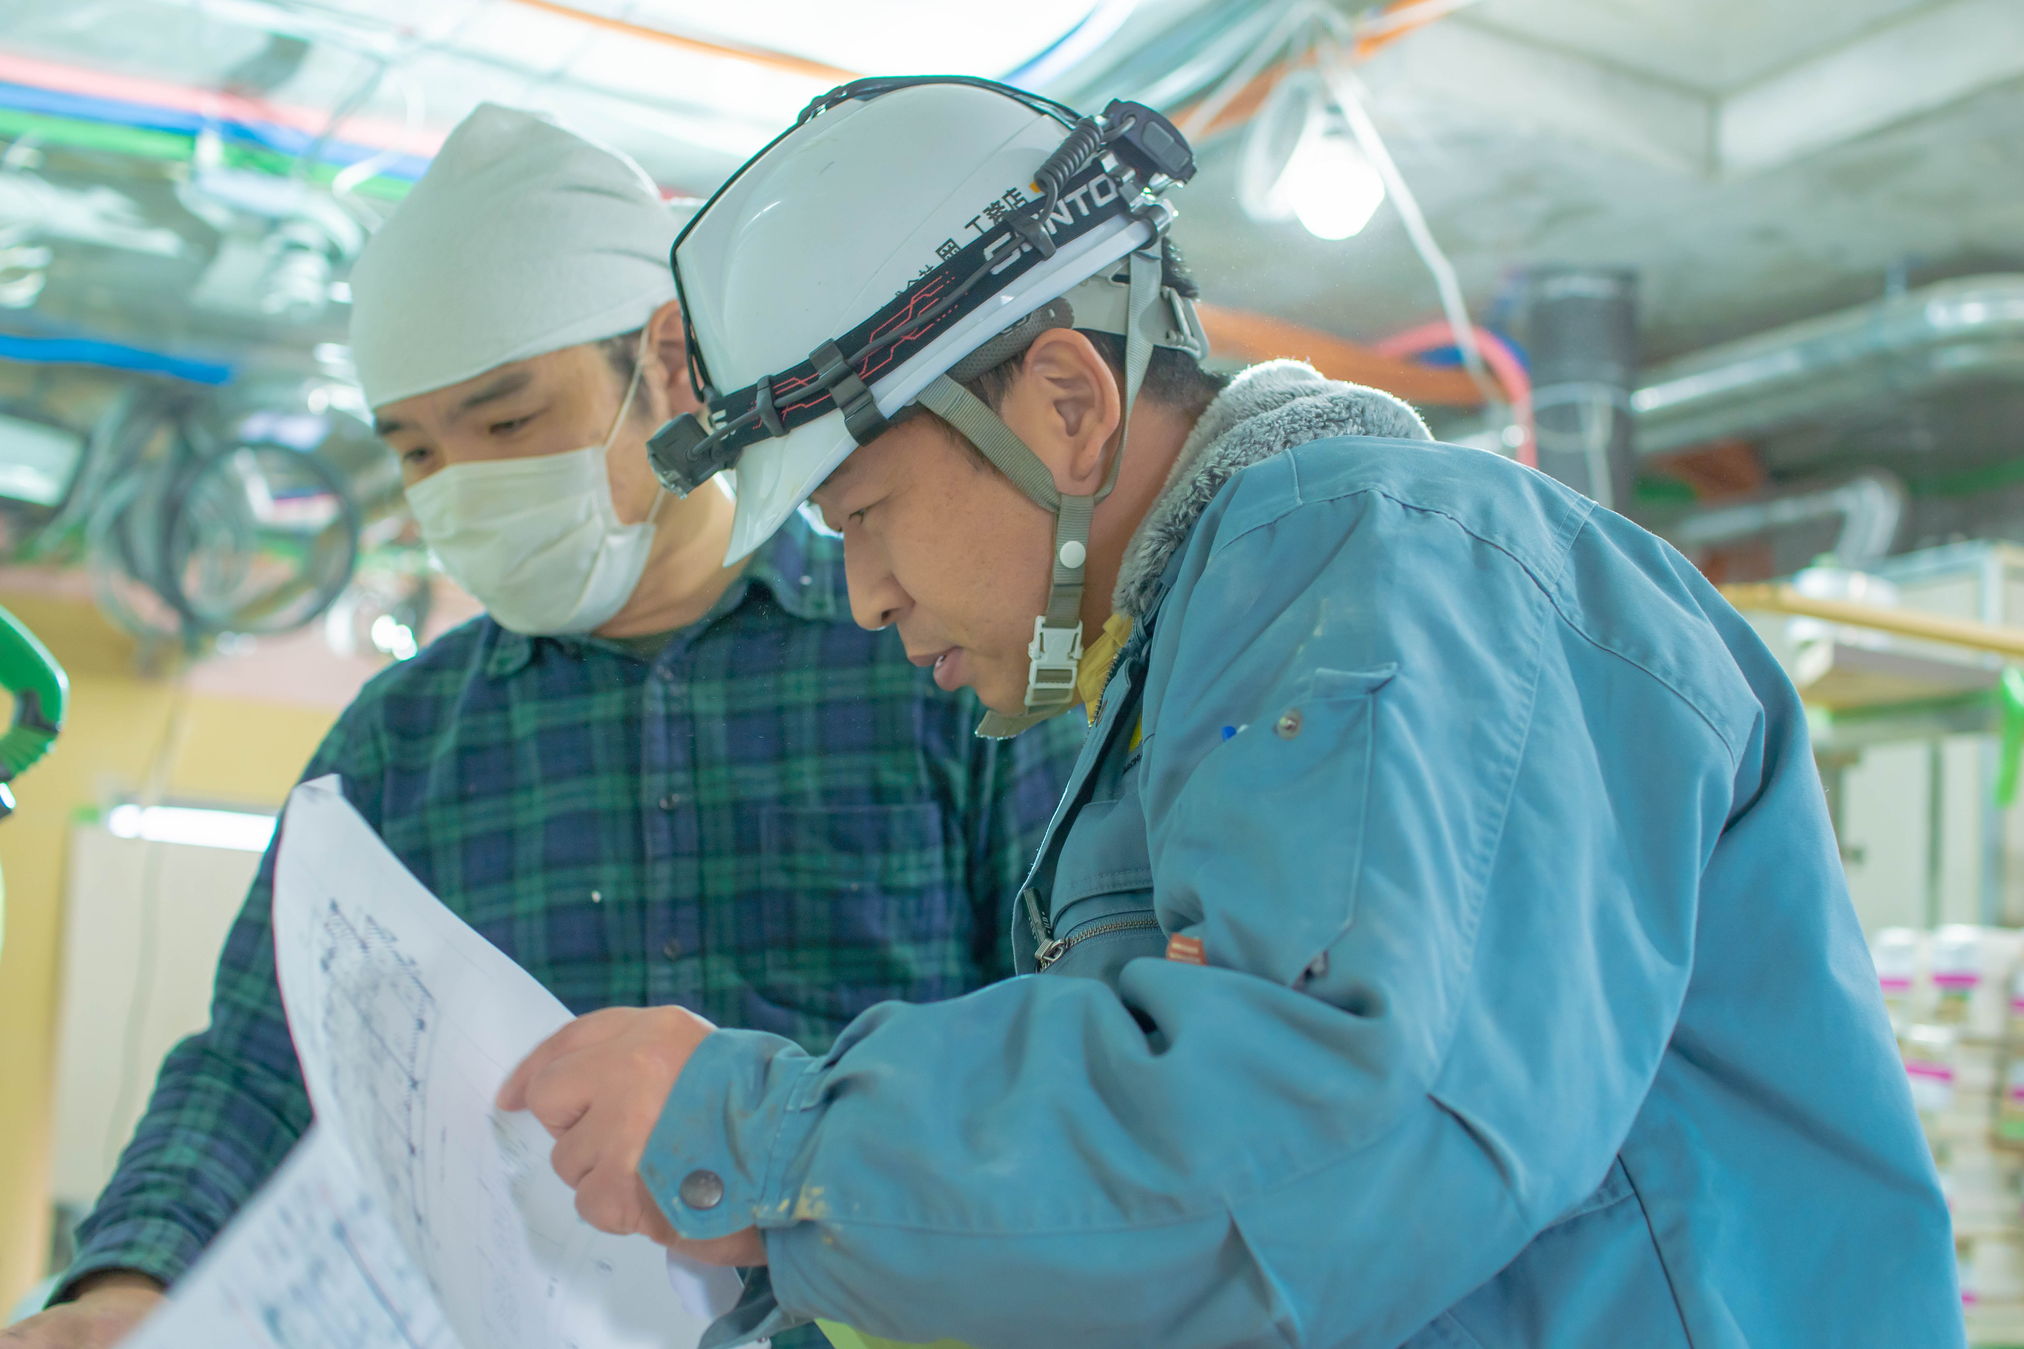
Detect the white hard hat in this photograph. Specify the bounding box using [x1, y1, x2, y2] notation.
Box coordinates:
[651, 77, 1204, 733]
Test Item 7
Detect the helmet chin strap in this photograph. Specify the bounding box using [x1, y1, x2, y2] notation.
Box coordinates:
[916, 246, 1167, 739]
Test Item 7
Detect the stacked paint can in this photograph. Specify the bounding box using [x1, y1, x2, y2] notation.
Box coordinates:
[1874, 925, 2024, 1339]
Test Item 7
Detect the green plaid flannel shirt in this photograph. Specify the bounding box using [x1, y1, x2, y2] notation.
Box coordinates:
[63, 515, 1082, 1301]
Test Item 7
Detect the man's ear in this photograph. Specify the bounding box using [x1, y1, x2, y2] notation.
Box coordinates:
[644, 298, 694, 415]
[1006, 328, 1121, 496]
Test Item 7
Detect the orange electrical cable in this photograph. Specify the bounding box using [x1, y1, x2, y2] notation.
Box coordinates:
[1355, 0, 1459, 61]
[1197, 304, 1488, 406]
[499, 0, 859, 84]
[1174, 55, 1311, 140]
[1167, 0, 1460, 142]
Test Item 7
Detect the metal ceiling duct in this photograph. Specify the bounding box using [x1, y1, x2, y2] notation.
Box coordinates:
[1522, 266, 1639, 511]
[1666, 469, 1907, 572]
[1633, 275, 2024, 457]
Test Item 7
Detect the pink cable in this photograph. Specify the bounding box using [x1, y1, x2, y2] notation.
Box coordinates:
[1375, 321, 1536, 469]
[0, 50, 444, 157]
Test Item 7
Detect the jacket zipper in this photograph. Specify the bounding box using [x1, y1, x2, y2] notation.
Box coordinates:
[1089, 642, 1130, 727]
[1034, 915, 1161, 971]
[1023, 886, 1053, 955]
[1036, 639, 1152, 971]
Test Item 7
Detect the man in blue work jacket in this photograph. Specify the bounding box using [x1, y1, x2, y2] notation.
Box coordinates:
[503, 78, 1962, 1347]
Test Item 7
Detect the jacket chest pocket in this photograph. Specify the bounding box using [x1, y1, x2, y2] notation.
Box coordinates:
[1028, 784, 1165, 983]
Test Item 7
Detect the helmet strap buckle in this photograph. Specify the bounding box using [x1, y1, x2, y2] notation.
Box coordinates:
[810, 340, 890, 445]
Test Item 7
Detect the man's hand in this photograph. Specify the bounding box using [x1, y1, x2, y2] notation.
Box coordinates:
[1, 1272, 164, 1347]
[498, 1006, 764, 1265]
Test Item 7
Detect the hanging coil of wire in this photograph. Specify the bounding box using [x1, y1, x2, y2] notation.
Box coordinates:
[82, 382, 362, 651]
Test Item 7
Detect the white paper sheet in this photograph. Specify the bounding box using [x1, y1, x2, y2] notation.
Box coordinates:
[126, 775, 746, 1348]
[123, 1124, 456, 1349]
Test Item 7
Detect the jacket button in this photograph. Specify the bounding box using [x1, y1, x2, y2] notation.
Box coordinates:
[662, 937, 684, 961]
[679, 1170, 725, 1210]
[1275, 709, 1303, 738]
[658, 792, 684, 810]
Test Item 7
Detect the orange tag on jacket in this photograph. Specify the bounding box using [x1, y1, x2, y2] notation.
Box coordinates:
[1165, 934, 1206, 965]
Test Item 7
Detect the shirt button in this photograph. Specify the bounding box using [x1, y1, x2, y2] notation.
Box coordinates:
[658, 792, 684, 811]
[679, 1170, 724, 1210]
[662, 937, 684, 961]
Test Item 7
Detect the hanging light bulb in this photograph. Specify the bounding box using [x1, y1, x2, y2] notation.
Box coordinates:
[1283, 125, 1387, 240]
[1240, 71, 1389, 242]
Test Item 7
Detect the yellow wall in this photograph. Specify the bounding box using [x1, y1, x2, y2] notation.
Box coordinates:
[0, 592, 340, 1313]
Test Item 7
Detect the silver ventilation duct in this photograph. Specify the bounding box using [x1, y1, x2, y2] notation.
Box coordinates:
[1635, 276, 2024, 457]
[1665, 470, 1907, 572]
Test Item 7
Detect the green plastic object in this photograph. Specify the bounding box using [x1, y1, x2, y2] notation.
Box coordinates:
[0, 604, 67, 810]
[817, 1323, 972, 1349]
[1999, 667, 2024, 809]
[0, 604, 66, 965]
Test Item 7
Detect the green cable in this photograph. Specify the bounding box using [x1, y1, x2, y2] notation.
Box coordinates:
[1633, 474, 1701, 508]
[0, 108, 192, 160]
[0, 108, 411, 201]
[1906, 458, 2024, 500]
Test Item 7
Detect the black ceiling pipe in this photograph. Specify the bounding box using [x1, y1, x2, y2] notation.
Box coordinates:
[1520, 266, 1640, 514]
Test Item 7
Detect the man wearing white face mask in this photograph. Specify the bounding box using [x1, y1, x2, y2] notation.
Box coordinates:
[394, 325, 668, 635]
[9, 104, 1081, 1349]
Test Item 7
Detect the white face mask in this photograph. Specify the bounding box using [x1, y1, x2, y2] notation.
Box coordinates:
[404, 355, 660, 635]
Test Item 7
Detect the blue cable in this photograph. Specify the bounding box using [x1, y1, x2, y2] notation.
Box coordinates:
[1001, 5, 1104, 86]
[0, 333, 233, 385]
[0, 81, 195, 138]
[0, 80, 428, 180]
[1410, 330, 1530, 370]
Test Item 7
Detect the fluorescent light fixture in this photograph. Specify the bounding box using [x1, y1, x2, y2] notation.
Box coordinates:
[0, 412, 85, 507]
[1284, 129, 1388, 241]
[105, 803, 277, 853]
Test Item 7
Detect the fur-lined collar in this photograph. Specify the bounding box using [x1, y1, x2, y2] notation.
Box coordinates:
[1114, 360, 1431, 621]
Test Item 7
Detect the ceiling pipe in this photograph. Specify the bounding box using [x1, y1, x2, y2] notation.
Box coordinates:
[1522, 266, 1638, 510]
[1635, 275, 2024, 457]
[1666, 469, 1907, 571]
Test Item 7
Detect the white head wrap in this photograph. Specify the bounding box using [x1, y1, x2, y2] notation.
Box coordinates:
[347, 103, 681, 409]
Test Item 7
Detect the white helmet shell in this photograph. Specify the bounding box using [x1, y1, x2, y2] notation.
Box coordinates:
[674, 82, 1161, 563]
